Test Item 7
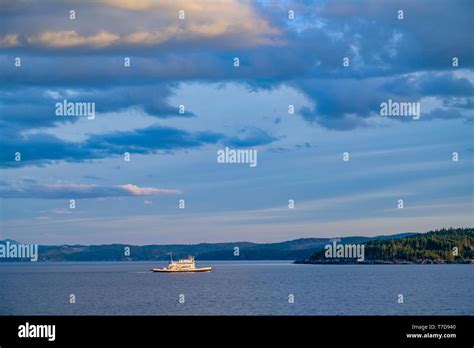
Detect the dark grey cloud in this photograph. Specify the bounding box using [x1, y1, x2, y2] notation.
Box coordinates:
[383, 73, 474, 97]
[86, 125, 224, 155]
[0, 124, 278, 167]
[295, 72, 474, 129]
[0, 84, 192, 131]
[0, 129, 96, 167]
[0, 124, 221, 167]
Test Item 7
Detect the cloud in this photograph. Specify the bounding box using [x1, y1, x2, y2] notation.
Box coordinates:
[0, 33, 19, 47]
[0, 124, 226, 167]
[123, 30, 177, 45]
[1, 0, 472, 91]
[99, 0, 164, 10]
[0, 84, 188, 132]
[226, 127, 279, 147]
[101, 0, 281, 45]
[2, 1, 281, 50]
[0, 131, 96, 167]
[119, 184, 178, 196]
[0, 120, 281, 168]
[49, 208, 73, 215]
[0, 0, 472, 143]
[294, 71, 474, 129]
[0, 183, 181, 199]
[85, 125, 224, 154]
[383, 72, 474, 97]
[424, 108, 471, 121]
[27, 31, 120, 48]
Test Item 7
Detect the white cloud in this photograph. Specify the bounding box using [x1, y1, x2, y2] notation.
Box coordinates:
[0, 33, 20, 47]
[0, 183, 181, 199]
[119, 184, 180, 196]
[27, 31, 120, 48]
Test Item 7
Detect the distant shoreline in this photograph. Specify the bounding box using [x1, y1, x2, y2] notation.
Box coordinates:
[1, 228, 472, 263]
[294, 260, 474, 265]
[0, 232, 418, 262]
[0, 259, 473, 265]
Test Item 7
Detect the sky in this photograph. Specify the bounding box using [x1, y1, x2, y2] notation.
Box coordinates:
[0, 0, 473, 245]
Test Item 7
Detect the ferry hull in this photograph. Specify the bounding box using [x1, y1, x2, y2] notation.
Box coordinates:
[152, 267, 212, 273]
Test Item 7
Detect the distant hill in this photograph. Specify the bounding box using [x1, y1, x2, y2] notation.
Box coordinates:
[298, 228, 474, 264]
[0, 232, 415, 262]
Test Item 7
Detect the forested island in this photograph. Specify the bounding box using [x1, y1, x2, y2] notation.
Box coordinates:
[297, 228, 474, 264]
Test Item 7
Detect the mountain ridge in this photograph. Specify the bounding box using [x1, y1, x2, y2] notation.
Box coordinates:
[0, 232, 416, 262]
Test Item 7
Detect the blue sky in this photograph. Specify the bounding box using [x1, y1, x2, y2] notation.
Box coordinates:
[0, 0, 473, 244]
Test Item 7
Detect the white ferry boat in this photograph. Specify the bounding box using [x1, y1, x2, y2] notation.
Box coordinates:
[152, 254, 212, 273]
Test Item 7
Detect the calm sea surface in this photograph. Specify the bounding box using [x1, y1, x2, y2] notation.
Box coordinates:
[0, 261, 472, 315]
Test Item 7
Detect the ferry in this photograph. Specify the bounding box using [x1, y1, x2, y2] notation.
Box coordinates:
[152, 254, 212, 273]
